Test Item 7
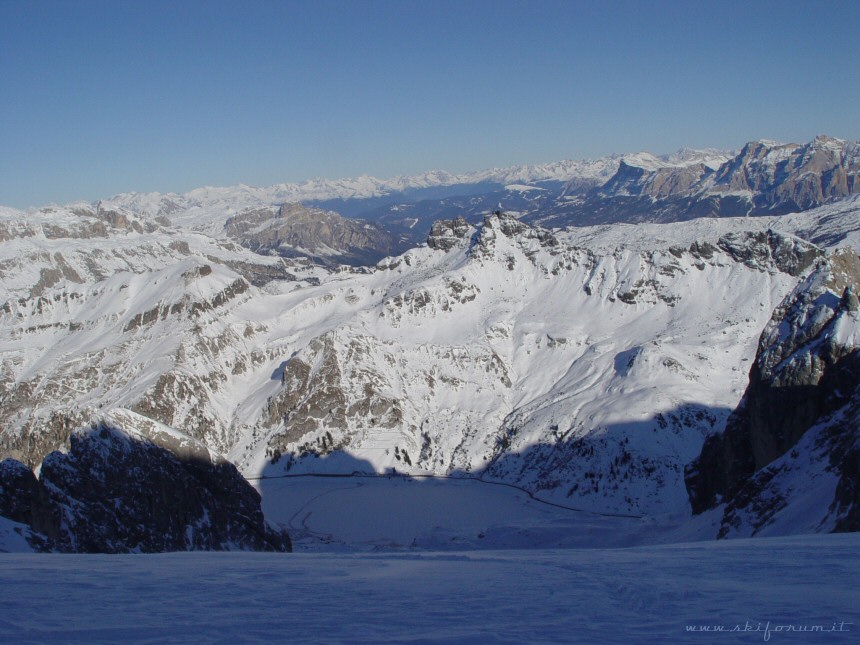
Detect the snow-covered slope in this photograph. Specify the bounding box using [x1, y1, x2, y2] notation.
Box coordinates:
[1, 534, 857, 642]
[0, 204, 327, 463]
[250, 212, 812, 516]
[2, 188, 858, 530]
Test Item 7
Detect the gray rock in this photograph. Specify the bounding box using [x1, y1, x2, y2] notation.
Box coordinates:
[0, 425, 291, 553]
[686, 248, 860, 531]
[224, 202, 400, 266]
[427, 217, 471, 251]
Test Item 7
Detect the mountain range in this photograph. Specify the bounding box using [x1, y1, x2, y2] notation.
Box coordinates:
[1, 135, 858, 551]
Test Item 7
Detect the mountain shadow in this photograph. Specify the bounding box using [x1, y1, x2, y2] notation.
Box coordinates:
[0, 423, 291, 553]
[257, 402, 733, 520]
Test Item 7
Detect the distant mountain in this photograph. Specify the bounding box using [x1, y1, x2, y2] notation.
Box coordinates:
[531, 135, 859, 227]
[223, 202, 409, 266]
[4, 136, 856, 267]
[312, 136, 857, 239]
[95, 158, 616, 233]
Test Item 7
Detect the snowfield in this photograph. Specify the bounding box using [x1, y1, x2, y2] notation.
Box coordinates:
[1, 533, 857, 644]
[4, 473, 855, 642]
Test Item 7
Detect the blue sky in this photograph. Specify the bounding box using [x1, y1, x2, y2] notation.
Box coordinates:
[1, 0, 858, 208]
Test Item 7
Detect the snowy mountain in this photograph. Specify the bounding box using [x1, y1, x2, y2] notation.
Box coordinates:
[686, 247, 860, 536]
[2, 141, 860, 553]
[3, 189, 859, 538]
[253, 212, 828, 516]
[534, 135, 859, 227]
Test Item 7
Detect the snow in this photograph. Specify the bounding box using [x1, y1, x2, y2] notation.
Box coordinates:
[257, 474, 649, 551]
[0, 204, 814, 516]
[557, 195, 860, 254]
[504, 184, 547, 193]
[620, 149, 733, 172]
[832, 309, 860, 347]
[4, 460, 857, 641]
[0, 533, 856, 643]
[0, 516, 33, 553]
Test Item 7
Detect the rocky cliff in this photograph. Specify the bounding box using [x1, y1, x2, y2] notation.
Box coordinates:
[533, 135, 860, 227]
[686, 248, 860, 536]
[0, 413, 290, 553]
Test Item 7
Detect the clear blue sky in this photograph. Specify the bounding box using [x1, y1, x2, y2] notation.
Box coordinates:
[1, 0, 858, 208]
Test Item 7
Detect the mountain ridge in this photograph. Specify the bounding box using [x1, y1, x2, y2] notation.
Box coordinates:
[2, 138, 859, 551]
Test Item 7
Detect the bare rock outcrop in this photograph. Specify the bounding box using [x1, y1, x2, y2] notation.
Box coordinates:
[0, 422, 291, 553]
[686, 248, 860, 534]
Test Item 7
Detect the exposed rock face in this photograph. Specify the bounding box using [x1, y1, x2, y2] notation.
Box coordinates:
[686, 249, 860, 535]
[715, 230, 822, 276]
[224, 202, 402, 266]
[0, 421, 291, 553]
[534, 135, 860, 227]
[0, 458, 60, 548]
[709, 136, 860, 211]
[598, 159, 712, 199]
[426, 217, 471, 251]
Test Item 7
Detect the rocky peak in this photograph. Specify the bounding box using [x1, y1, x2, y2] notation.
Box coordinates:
[94, 201, 145, 232]
[474, 211, 559, 253]
[426, 216, 471, 251]
[708, 136, 859, 210]
[744, 251, 860, 463]
[715, 230, 823, 276]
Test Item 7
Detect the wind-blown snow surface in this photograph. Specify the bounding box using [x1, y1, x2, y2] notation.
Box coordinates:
[0, 534, 857, 644]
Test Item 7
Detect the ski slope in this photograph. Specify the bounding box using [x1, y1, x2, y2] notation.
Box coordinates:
[1, 533, 856, 643]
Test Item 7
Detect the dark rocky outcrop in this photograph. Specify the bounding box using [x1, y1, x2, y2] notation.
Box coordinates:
[686, 249, 860, 534]
[0, 423, 291, 553]
[426, 217, 471, 251]
[715, 230, 822, 276]
[0, 458, 61, 549]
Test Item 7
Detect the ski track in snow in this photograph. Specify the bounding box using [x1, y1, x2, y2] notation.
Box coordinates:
[0, 534, 857, 644]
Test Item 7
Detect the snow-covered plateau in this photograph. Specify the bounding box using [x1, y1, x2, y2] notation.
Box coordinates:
[2, 467, 858, 641]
